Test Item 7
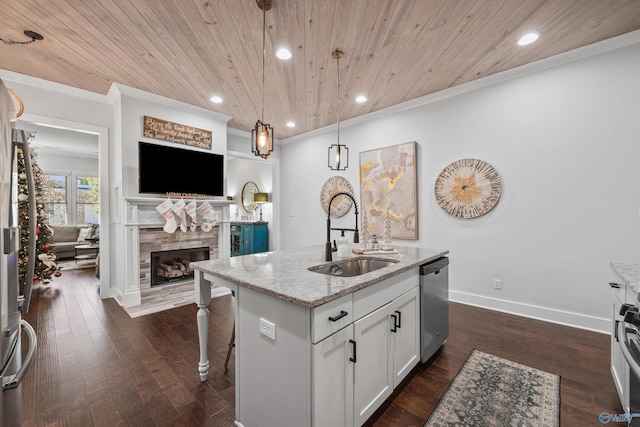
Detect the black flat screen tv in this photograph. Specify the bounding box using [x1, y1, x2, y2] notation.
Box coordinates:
[138, 141, 224, 197]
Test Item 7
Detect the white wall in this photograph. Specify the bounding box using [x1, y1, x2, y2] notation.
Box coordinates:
[17, 123, 99, 175]
[109, 84, 229, 198]
[227, 131, 281, 250]
[280, 40, 640, 332]
[228, 156, 273, 222]
[0, 70, 113, 297]
[33, 151, 98, 175]
[107, 83, 231, 306]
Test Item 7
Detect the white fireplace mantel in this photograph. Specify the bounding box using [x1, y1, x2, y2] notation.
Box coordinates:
[123, 197, 233, 227]
[120, 197, 232, 307]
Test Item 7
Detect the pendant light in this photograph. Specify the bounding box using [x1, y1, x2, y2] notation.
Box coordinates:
[252, 0, 275, 159]
[328, 49, 348, 170]
[8, 89, 24, 118]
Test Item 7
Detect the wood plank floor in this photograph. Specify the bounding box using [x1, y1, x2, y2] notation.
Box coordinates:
[20, 267, 622, 426]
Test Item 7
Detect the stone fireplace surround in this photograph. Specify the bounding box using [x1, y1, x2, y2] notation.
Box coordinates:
[142, 231, 214, 289]
[122, 197, 231, 307]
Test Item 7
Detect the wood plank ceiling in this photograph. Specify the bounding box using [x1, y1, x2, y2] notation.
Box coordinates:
[1, 0, 640, 140]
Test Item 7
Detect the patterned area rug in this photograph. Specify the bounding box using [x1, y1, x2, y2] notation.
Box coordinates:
[425, 349, 560, 427]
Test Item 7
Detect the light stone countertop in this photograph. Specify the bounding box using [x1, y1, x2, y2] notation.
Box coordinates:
[610, 262, 640, 294]
[190, 245, 449, 308]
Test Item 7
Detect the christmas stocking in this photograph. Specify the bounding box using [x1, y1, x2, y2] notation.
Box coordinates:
[171, 199, 188, 232]
[156, 199, 178, 233]
[197, 201, 218, 232]
[185, 200, 198, 232]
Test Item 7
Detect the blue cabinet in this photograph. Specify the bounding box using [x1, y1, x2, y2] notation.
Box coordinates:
[230, 222, 269, 257]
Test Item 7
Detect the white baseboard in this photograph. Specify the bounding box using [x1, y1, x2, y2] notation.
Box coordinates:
[449, 290, 610, 334]
[113, 288, 142, 307]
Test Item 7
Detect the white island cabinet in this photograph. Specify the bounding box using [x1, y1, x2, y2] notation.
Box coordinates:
[191, 245, 448, 427]
[314, 269, 420, 427]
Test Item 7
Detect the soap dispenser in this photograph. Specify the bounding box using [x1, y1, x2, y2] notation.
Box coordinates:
[337, 230, 349, 257]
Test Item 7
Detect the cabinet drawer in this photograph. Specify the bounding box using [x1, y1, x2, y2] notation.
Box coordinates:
[353, 267, 419, 321]
[312, 293, 354, 343]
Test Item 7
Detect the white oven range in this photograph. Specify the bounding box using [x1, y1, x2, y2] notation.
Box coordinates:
[615, 289, 640, 426]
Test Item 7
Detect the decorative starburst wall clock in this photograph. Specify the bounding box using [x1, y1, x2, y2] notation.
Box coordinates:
[434, 159, 502, 219]
[320, 176, 354, 218]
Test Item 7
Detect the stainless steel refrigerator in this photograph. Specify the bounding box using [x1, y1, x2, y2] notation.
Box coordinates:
[0, 79, 38, 426]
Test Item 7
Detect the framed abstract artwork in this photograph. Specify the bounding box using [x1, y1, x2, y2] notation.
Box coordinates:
[359, 141, 417, 239]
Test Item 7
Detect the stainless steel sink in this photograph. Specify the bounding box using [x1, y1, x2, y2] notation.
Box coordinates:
[308, 257, 399, 277]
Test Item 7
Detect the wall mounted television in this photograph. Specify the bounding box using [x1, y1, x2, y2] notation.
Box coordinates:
[138, 141, 224, 197]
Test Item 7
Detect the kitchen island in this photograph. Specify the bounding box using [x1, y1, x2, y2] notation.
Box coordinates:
[191, 245, 448, 427]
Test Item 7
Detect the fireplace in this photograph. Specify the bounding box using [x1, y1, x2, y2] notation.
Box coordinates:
[150, 246, 210, 287]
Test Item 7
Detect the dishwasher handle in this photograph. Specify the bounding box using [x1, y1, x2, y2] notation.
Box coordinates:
[420, 257, 449, 275]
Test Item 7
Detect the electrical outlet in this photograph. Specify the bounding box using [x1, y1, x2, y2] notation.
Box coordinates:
[259, 317, 276, 340]
[494, 279, 502, 290]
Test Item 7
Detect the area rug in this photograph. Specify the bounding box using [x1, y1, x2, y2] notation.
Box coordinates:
[425, 349, 560, 427]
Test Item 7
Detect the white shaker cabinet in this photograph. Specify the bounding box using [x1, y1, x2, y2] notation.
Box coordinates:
[353, 286, 420, 426]
[312, 325, 355, 427]
[353, 301, 395, 426]
[391, 286, 420, 387]
[234, 267, 421, 427]
[313, 273, 420, 427]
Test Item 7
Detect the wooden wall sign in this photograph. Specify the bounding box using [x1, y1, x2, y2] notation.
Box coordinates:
[143, 116, 212, 149]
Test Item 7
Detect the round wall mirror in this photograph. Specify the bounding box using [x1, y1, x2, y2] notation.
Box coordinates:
[241, 181, 259, 212]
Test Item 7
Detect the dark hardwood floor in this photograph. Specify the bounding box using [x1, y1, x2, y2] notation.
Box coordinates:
[20, 267, 621, 426]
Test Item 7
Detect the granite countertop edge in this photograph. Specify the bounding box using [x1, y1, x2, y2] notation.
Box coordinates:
[192, 245, 449, 308]
[610, 262, 640, 293]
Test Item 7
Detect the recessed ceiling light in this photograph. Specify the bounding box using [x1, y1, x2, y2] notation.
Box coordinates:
[210, 95, 223, 104]
[355, 95, 367, 103]
[286, 121, 296, 128]
[518, 32, 539, 46]
[276, 48, 292, 60]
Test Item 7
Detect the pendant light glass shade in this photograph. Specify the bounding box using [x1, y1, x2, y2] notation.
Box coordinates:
[329, 49, 348, 170]
[328, 143, 348, 171]
[252, 0, 274, 159]
[252, 120, 274, 159]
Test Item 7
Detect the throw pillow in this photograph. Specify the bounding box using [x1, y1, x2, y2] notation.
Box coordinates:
[78, 227, 93, 242]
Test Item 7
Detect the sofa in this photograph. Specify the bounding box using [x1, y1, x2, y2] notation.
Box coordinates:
[49, 224, 99, 260]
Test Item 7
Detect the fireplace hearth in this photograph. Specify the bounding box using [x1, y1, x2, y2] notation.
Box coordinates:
[150, 246, 210, 287]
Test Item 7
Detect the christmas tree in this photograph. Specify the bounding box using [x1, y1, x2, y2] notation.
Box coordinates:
[382, 210, 392, 249]
[17, 132, 61, 286]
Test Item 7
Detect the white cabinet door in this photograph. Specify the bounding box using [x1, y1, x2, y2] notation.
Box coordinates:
[391, 286, 420, 387]
[353, 302, 394, 427]
[312, 326, 354, 427]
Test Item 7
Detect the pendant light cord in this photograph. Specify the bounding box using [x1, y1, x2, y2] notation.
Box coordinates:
[334, 50, 342, 145]
[261, 6, 266, 123]
[336, 54, 340, 144]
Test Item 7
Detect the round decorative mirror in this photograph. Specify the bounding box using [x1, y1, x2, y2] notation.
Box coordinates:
[241, 181, 259, 212]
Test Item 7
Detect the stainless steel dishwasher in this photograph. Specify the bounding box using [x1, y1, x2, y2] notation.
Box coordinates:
[420, 256, 449, 363]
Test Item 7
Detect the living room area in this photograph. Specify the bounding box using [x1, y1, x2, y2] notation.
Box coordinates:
[14, 92, 277, 316]
[17, 122, 101, 274]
